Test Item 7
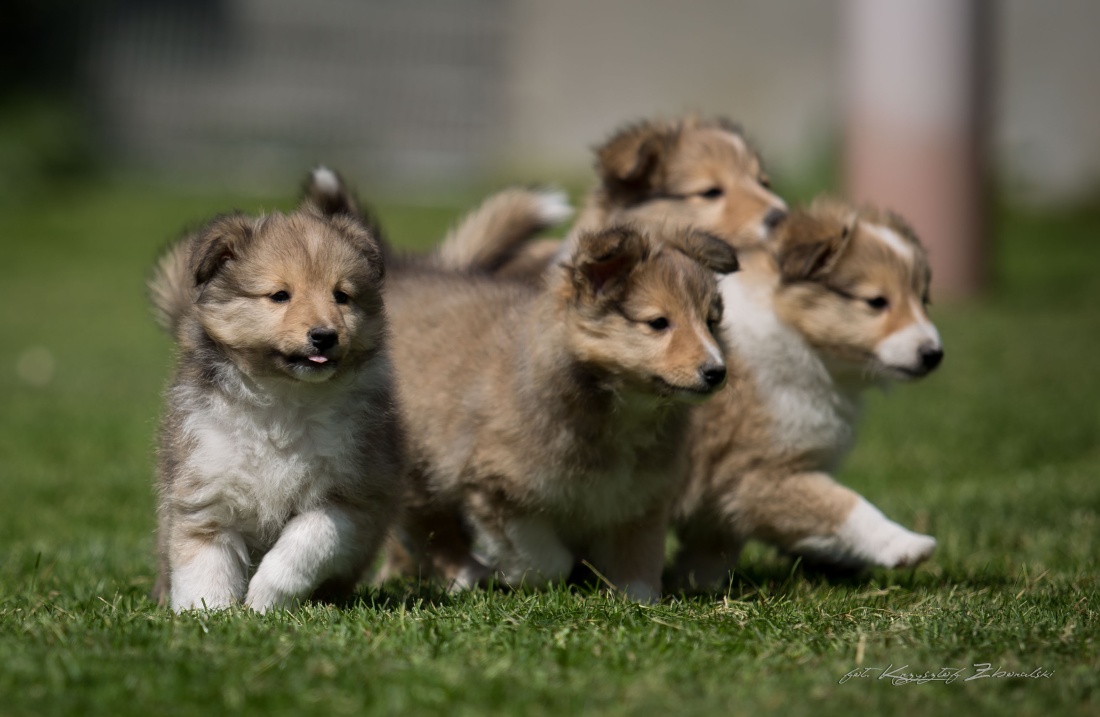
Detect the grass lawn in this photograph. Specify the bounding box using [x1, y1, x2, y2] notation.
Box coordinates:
[0, 180, 1096, 716]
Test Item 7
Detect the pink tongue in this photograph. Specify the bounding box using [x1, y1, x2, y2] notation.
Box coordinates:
[307, 355, 329, 364]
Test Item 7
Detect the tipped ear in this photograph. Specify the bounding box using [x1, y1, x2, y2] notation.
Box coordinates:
[303, 166, 359, 218]
[571, 226, 648, 298]
[595, 122, 669, 198]
[672, 230, 740, 274]
[775, 209, 854, 282]
[192, 214, 254, 285]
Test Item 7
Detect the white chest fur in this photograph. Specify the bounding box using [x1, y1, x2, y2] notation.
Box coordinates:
[719, 273, 863, 468]
[174, 380, 363, 543]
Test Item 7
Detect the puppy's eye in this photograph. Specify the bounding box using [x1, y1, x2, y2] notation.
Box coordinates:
[647, 317, 670, 331]
[333, 290, 350, 305]
[759, 175, 772, 189]
[699, 187, 724, 199]
[865, 296, 889, 310]
[270, 291, 291, 303]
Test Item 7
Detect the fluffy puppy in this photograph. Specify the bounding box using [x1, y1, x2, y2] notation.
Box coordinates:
[435, 115, 787, 277]
[149, 169, 403, 612]
[384, 224, 738, 602]
[671, 198, 942, 588]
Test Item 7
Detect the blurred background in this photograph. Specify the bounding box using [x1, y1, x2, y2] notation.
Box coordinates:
[5, 0, 1100, 298]
[6, 0, 1099, 199]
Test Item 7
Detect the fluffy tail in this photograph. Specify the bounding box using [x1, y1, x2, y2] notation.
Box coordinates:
[148, 238, 194, 336]
[432, 187, 572, 273]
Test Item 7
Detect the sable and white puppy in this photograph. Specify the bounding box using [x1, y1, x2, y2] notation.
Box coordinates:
[436, 115, 787, 277]
[671, 199, 942, 588]
[384, 224, 738, 602]
[149, 168, 403, 612]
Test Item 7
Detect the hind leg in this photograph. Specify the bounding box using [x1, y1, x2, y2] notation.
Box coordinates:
[486, 514, 574, 591]
[588, 506, 668, 603]
[668, 526, 744, 592]
[380, 503, 487, 591]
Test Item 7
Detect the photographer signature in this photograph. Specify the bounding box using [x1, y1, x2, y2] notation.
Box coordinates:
[839, 663, 1055, 685]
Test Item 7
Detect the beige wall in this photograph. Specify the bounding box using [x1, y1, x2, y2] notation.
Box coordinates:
[502, 0, 1100, 202]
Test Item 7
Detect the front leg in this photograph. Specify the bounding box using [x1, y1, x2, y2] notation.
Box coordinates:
[739, 471, 937, 569]
[245, 505, 374, 612]
[169, 527, 250, 612]
[589, 505, 668, 603]
[485, 514, 574, 590]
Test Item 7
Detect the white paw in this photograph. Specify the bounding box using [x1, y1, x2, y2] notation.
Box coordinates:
[791, 498, 936, 570]
[874, 530, 937, 569]
[244, 578, 302, 614]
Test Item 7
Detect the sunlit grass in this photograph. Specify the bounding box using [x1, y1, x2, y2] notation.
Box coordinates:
[0, 182, 1096, 716]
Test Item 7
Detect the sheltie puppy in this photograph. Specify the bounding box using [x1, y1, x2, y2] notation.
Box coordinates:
[383, 223, 738, 602]
[434, 189, 942, 585]
[149, 168, 403, 612]
[671, 198, 942, 587]
[436, 115, 787, 277]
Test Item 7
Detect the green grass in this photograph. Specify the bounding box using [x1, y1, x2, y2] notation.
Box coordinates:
[0, 181, 1097, 716]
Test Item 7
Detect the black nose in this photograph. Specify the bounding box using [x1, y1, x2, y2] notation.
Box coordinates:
[919, 345, 944, 372]
[763, 208, 787, 231]
[308, 328, 339, 352]
[701, 365, 727, 389]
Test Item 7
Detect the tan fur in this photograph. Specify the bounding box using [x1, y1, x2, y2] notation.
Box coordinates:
[150, 174, 403, 611]
[382, 225, 736, 601]
[432, 188, 569, 273]
[448, 115, 787, 279]
[671, 199, 942, 588]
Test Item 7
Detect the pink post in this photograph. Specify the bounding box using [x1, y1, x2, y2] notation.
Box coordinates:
[844, 0, 991, 299]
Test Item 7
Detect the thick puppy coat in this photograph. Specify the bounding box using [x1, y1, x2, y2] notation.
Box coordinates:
[150, 191, 403, 612]
[385, 226, 735, 602]
[455, 115, 786, 281]
[671, 199, 942, 587]
[576, 115, 787, 246]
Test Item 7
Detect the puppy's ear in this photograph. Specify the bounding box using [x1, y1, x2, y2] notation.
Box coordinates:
[303, 166, 391, 259]
[302, 166, 359, 218]
[192, 214, 254, 285]
[671, 230, 740, 275]
[334, 217, 387, 283]
[775, 207, 854, 282]
[595, 121, 670, 199]
[570, 225, 648, 299]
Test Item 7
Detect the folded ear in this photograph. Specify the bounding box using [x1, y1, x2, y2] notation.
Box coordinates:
[594, 121, 670, 200]
[671, 230, 740, 274]
[302, 166, 359, 218]
[775, 207, 854, 282]
[191, 213, 255, 285]
[570, 225, 649, 299]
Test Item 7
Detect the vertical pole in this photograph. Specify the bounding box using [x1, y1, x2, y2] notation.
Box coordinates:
[844, 0, 990, 299]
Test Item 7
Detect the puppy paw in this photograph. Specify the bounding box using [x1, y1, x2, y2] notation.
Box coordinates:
[790, 498, 936, 570]
[875, 530, 937, 569]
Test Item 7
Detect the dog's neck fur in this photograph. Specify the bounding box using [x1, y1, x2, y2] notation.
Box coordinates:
[517, 288, 688, 468]
[720, 251, 869, 470]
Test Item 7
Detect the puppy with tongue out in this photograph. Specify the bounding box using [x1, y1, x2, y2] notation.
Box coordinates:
[148, 168, 404, 613]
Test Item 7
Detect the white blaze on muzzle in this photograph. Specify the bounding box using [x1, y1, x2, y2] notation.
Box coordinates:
[874, 299, 942, 375]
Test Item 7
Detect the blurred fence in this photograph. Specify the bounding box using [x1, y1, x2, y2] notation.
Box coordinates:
[84, 0, 509, 188]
